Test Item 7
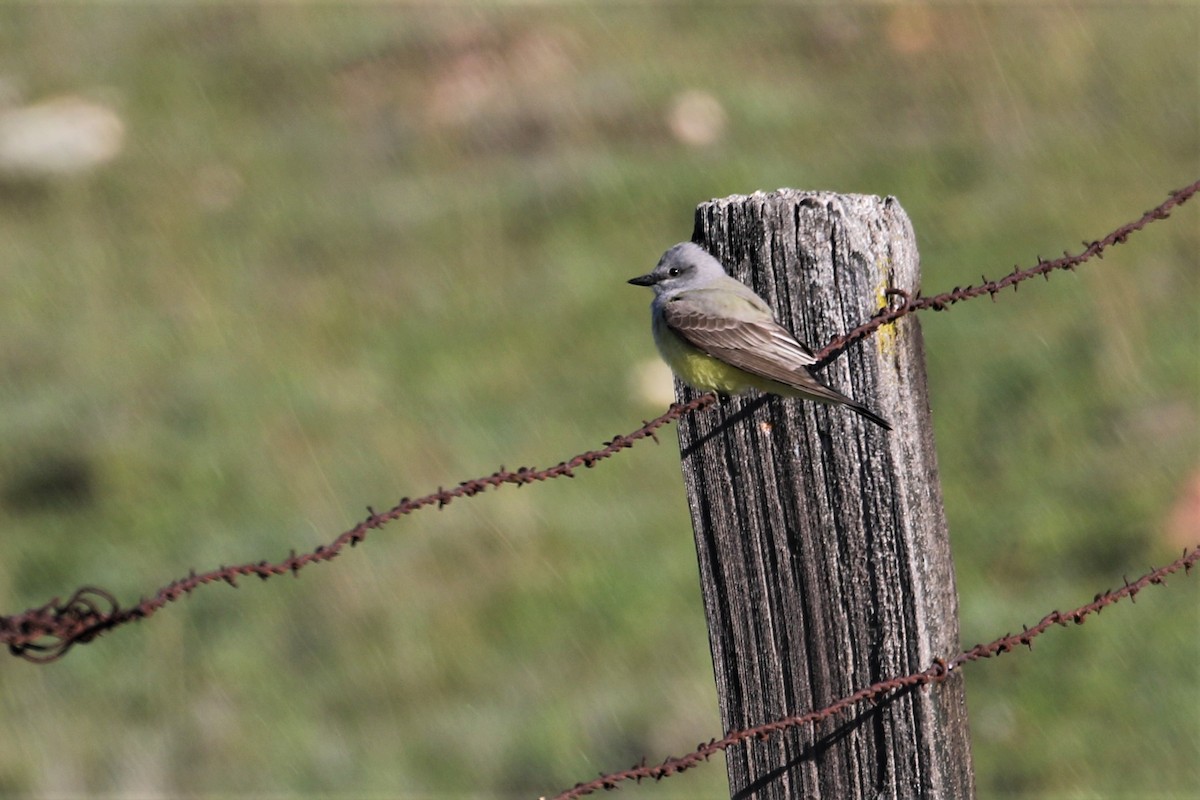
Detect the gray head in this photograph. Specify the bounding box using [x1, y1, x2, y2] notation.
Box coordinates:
[627, 242, 728, 296]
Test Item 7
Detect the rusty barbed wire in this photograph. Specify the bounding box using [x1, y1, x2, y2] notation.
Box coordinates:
[1, 394, 716, 662]
[2, 180, 1196, 663]
[816, 178, 1200, 361]
[546, 544, 1200, 800]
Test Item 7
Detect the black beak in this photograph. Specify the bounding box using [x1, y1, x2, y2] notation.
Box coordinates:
[627, 273, 657, 286]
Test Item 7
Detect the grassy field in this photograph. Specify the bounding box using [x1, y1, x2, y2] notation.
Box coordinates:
[1, 6, 1197, 798]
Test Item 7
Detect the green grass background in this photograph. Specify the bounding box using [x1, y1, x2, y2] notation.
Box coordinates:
[1, 5, 1197, 798]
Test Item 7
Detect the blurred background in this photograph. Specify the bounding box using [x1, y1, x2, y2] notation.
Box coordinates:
[0, 5, 1196, 798]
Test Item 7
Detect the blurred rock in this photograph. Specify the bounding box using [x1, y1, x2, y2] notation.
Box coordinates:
[0, 95, 125, 180]
[667, 89, 727, 148]
[633, 358, 675, 408]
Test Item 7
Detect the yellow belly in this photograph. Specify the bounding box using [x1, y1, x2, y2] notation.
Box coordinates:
[653, 315, 761, 395]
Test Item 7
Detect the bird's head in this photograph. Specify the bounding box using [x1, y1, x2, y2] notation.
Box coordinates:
[627, 242, 727, 296]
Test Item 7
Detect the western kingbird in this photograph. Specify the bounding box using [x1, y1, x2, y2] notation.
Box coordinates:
[629, 242, 891, 430]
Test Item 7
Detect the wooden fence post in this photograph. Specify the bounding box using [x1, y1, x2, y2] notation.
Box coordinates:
[676, 190, 975, 798]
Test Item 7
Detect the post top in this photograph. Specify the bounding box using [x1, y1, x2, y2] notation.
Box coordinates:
[703, 188, 901, 210]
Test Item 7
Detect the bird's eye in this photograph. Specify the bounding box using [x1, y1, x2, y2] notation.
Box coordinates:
[668, 267, 680, 277]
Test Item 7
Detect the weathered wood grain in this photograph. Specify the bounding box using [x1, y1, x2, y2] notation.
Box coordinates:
[676, 190, 974, 799]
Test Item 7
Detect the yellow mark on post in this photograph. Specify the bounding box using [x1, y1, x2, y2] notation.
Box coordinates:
[875, 258, 899, 356]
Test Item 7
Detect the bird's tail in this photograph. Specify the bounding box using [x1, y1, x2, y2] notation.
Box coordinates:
[845, 401, 891, 431]
[796, 374, 892, 431]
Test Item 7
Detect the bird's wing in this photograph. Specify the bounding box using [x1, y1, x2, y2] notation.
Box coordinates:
[662, 291, 820, 384]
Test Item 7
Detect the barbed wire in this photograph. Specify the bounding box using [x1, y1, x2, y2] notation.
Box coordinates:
[816, 178, 1200, 361]
[2, 179, 1196, 663]
[1, 393, 716, 662]
[546, 544, 1200, 800]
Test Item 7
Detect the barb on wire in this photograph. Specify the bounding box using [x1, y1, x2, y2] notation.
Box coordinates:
[546, 545, 1200, 800]
[816, 178, 1200, 361]
[0, 395, 716, 662]
[2, 180, 1196, 663]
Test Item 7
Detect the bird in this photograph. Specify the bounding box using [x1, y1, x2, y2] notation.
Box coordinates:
[628, 242, 890, 430]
